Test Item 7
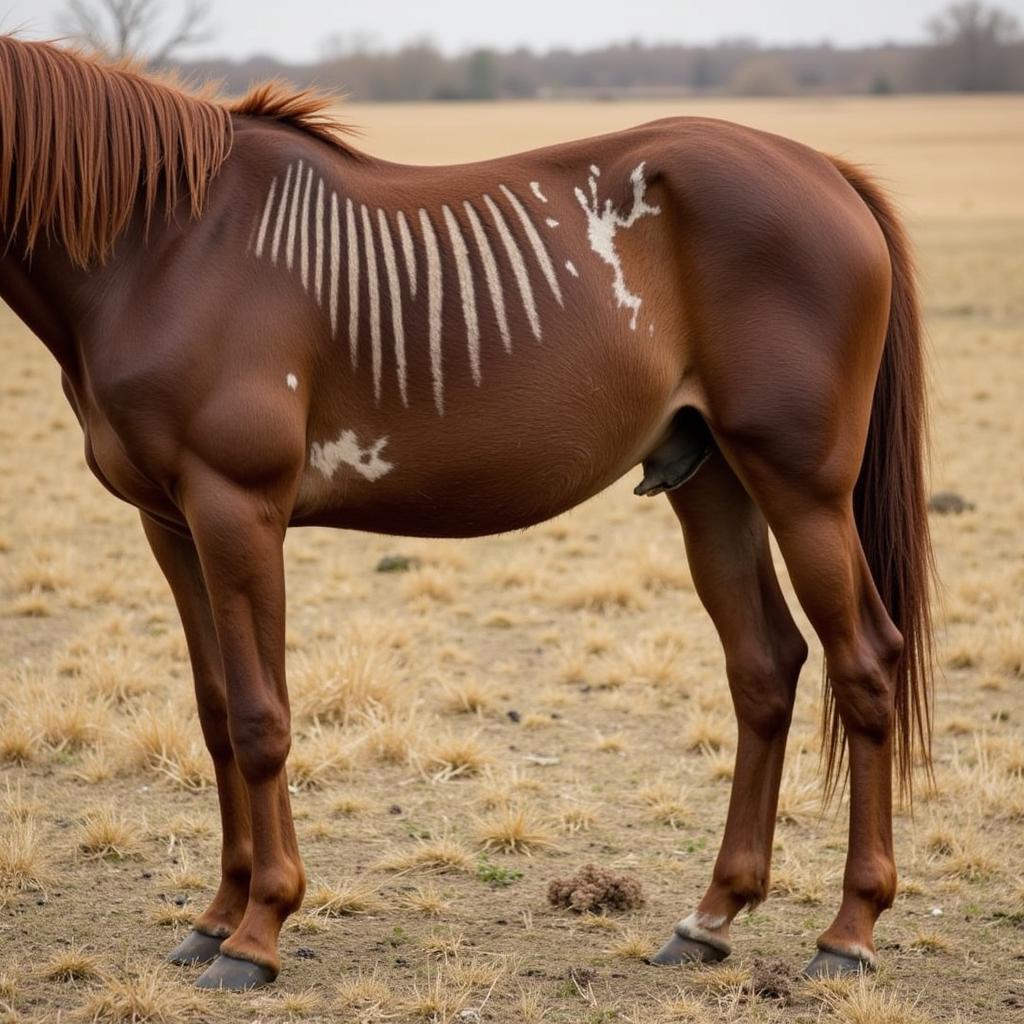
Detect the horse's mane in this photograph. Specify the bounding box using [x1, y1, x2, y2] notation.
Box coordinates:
[0, 35, 359, 267]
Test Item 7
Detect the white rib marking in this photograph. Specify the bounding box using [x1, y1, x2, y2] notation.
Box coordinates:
[590, 164, 601, 177]
[314, 177, 325, 305]
[285, 159, 304, 271]
[419, 209, 444, 415]
[254, 177, 278, 257]
[483, 193, 540, 341]
[329, 191, 340, 337]
[500, 184, 563, 307]
[396, 210, 417, 299]
[565, 259, 579, 277]
[443, 205, 480, 386]
[361, 204, 382, 402]
[270, 162, 294, 265]
[299, 164, 313, 289]
[545, 218, 559, 228]
[378, 209, 408, 406]
[464, 200, 511, 354]
[530, 181, 549, 203]
[346, 198, 359, 368]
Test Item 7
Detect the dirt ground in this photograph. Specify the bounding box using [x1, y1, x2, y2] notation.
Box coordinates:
[1, 95, 1022, 1024]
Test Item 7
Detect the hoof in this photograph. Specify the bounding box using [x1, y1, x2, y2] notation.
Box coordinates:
[803, 948, 873, 979]
[195, 953, 276, 991]
[167, 929, 224, 967]
[648, 930, 730, 967]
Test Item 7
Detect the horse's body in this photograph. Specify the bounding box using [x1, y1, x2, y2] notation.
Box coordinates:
[1, 36, 933, 990]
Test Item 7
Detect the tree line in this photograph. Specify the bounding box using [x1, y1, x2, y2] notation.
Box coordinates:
[62, 1, 1024, 99]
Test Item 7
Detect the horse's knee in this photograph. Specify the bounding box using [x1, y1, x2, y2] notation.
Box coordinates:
[227, 699, 291, 782]
[827, 637, 901, 741]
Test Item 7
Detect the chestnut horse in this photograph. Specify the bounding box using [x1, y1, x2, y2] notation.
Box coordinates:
[0, 36, 932, 989]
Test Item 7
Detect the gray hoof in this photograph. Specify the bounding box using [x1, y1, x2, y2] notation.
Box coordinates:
[195, 953, 276, 991]
[803, 948, 872, 978]
[648, 930, 729, 967]
[167, 929, 224, 967]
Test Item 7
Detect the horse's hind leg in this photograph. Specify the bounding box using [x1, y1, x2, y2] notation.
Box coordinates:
[650, 451, 807, 965]
[141, 513, 252, 967]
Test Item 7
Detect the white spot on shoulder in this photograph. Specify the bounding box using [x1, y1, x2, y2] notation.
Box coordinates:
[310, 431, 393, 482]
[529, 181, 548, 203]
[545, 217, 559, 228]
[565, 260, 579, 278]
[286, 373, 298, 391]
[574, 161, 661, 330]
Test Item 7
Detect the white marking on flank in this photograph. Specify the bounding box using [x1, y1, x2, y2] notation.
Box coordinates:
[574, 161, 662, 330]
[299, 163, 313, 289]
[545, 217, 560, 228]
[396, 210, 417, 299]
[484, 193, 540, 341]
[329, 192, 340, 337]
[346, 198, 359, 368]
[590, 164, 601, 177]
[286, 373, 298, 391]
[254, 176, 278, 258]
[464, 200, 511, 354]
[361, 204, 383, 402]
[270, 162, 294, 265]
[530, 181, 549, 203]
[500, 184, 563, 307]
[419, 208, 444, 415]
[442, 205, 481, 386]
[565, 260, 579, 277]
[377, 209, 408, 406]
[310, 431, 393, 482]
[314, 176, 325, 305]
[285, 159, 304, 271]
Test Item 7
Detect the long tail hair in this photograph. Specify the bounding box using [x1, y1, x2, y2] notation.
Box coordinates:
[826, 157, 934, 801]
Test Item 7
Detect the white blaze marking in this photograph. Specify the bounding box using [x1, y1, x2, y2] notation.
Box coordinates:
[329, 191, 340, 337]
[483, 193, 541, 341]
[499, 184, 563, 306]
[442, 204, 481, 386]
[377, 209, 408, 406]
[361, 204, 383, 402]
[419, 208, 444, 415]
[285, 159, 304, 271]
[396, 210, 417, 299]
[545, 217, 559, 228]
[270, 162, 294, 265]
[254, 176, 278, 257]
[565, 260, 579, 277]
[310, 431, 393, 482]
[574, 161, 661, 330]
[299, 164, 313, 289]
[530, 181, 548, 203]
[314, 177, 325, 305]
[286, 373, 298, 391]
[346, 198, 359, 369]
[464, 200, 511, 354]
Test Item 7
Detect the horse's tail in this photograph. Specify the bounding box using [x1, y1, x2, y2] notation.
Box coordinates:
[826, 157, 934, 800]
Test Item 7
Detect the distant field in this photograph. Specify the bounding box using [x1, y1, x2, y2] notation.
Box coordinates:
[1, 96, 1022, 1023]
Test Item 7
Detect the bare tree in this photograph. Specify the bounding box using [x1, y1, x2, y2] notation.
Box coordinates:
[919, 1, 1021, 90]
[59, 0, 213, 63]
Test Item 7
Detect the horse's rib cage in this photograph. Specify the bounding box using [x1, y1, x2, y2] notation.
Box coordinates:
[249, 163, 561, 414]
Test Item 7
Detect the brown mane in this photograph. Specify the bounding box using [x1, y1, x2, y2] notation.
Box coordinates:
[0, 35, 358, 267]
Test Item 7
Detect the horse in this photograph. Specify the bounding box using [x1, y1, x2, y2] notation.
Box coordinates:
[0, 35, 932, 991]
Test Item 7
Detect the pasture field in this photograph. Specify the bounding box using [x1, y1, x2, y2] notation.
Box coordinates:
[1, 95, 1023, 1023]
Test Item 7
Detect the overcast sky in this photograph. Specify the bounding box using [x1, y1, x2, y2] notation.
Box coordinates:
[3, 0, 1023, 62]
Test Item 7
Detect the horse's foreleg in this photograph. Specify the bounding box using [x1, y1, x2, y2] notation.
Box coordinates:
[176, 483, 305, 991]
[140, 513, 253, 966]
[650, 453, 807, 966]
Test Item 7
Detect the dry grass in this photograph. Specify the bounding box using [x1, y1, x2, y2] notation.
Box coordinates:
[44, 945, 103, 981]
[377, 838, 475, 874]
[815, 976, 933, 1024]
[476, 806, 557, 854]
[76, 806, 144, 860]
[306, 878, 384, 917]
[78, 962, 197, 1023]
[0, 815, 53, 895]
